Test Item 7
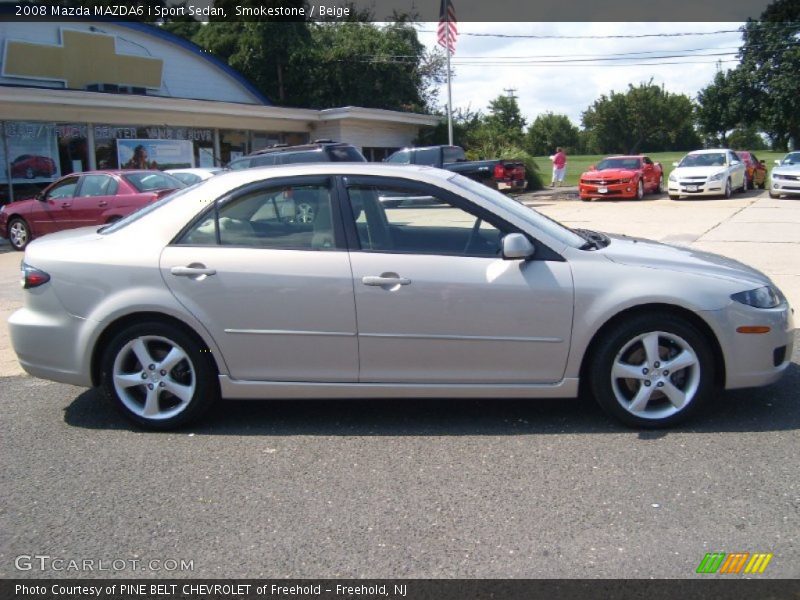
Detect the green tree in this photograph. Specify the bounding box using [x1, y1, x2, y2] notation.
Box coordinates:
[480, 95, 526, 146]
[525, 112, 580, 156]
[728, 125, 768, 150]
[582, 81, 699, 153]
[739, 0, 800, 150]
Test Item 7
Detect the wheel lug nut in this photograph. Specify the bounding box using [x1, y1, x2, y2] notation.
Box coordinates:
[147, 383, 154, 390]
[148, 364, 156, 370]
[644, 381, 651, 387]
[141, 372, 148, 379]
[657, 382, 664, 388]
[663, 370, 669, 376]
[642, 368, 649, 375]
[654, 361, 661, 368]
[160, 369, 167, 376]
[159, 382, 166, 388]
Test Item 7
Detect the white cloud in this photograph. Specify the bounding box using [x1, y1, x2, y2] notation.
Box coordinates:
[418, 22, 744, 126]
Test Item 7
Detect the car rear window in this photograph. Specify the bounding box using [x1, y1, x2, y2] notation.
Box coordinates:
[326, 146, 367, 162]
[122, 172, 184, 192]
[278, 151, 329, 164]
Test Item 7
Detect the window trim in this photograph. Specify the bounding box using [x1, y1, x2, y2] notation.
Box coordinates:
[171, 175, 347, 252]
[335, 175, 561, 260]
[45, 176, 80, 200]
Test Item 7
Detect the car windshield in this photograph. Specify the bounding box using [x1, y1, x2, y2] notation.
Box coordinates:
[122, 171, 185, 192]
[781, 152, 800, 165]
[595, 158, 641, 170]
[327, 146, 367, 162]
[98, 183, 200, 235]
[448, 173, 586, 249]
[679, 153, 727, 167]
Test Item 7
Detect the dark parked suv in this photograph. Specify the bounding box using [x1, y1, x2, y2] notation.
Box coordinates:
[228, 141, 366, 170]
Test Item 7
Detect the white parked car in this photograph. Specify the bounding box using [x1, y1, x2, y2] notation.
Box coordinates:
[8, 164, 794, 430]
[668, 149, 747, 199]
[769, 151, 800, 198]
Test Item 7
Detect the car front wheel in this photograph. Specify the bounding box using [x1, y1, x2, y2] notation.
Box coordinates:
[635, 179, 644, 200]
[589, 314, 715, 428]
[723, 178, 732, 199]
[8, 218, 31, 251]
[101, 321, 219, 429]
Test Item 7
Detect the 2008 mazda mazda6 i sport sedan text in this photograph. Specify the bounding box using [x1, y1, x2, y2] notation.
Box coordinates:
[8, 164, 795, 429]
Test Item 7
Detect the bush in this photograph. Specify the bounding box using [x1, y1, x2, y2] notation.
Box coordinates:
[464, 143, 544, 191]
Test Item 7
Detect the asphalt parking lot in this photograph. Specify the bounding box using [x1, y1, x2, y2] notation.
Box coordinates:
[0, 188, 798, 579]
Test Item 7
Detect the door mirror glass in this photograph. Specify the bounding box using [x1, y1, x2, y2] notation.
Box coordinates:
[672, 162, 679, 167]
[502, 233, 535, 260]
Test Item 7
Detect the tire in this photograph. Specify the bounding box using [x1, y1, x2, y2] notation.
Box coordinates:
[739, 176, 748, 193]
[655, 175, 664, 194]
[635, 179, 644, 200]
[668, 194, 679, 200]
[747, 175, 754, 190]
[757, 177, 766, 190]
[589, 313, 715, 428]
[580, 197, 591, 202]
[769, 189, 779, 199]
[100, 321, 219, 430]
[8, 217, 31, 251]
[722, 178, 732, 199]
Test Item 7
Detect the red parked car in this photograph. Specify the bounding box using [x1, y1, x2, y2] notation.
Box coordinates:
[0, 170, 184, 251]
[10, 154, 58, 179]
[579, 155, 664, 201]
[734, 150, 767, 190]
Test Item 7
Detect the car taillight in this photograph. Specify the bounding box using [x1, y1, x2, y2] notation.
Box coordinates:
[494, 164, 506, 179]
[21, 262, 50, 289]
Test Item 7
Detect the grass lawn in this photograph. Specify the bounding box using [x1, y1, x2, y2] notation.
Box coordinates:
[533, 150, 788, 187]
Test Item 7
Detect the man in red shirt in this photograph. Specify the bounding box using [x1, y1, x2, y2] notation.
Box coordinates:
[550, 147, 567, 187]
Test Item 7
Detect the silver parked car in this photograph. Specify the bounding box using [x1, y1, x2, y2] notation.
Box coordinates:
[9, 164, 794, 429]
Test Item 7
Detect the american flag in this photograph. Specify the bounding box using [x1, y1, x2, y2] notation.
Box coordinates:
[437, 0, 458, 54]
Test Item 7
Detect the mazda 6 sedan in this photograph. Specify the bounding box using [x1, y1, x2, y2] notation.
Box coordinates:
[9, 164, 794, 429]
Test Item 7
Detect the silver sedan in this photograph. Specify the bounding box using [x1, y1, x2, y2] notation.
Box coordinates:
[9, 164, 795, 429]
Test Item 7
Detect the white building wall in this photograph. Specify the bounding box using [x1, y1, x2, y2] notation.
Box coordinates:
[314, 119, 420, 150]
[0, 21, 262, 104]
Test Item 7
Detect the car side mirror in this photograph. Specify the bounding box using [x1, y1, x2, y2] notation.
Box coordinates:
[672, 162, 679, 167]
[759, 160, 765, 165]
[588, 164, 595, 170]
[730, 160, 740, 166]
[502, 233, 535, 260]
[774, 160, 781, 166]
[35, 192, 45, 201]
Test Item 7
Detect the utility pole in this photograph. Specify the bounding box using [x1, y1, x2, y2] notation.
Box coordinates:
[503, 88, 518, 100]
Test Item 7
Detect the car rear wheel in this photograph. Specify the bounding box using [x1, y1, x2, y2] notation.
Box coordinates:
[8, 218, 31, 251]
[635, 179, 644, 200]
[101, 321, 219, 430]
[589, 314, 715, 428]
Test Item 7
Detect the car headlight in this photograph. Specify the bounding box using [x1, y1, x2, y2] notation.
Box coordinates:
[708, 172, 725, 181]
[731, 285, 783, 308]
[772, 174, 784, 180]
[668, 173, 677, 182]
[620, 178, 631, 183]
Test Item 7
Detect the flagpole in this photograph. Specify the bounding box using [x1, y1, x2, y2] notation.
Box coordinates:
[446, 12, 453, 146]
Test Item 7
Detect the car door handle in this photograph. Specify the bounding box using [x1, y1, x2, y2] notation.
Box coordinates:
[362, 275, 411, 286]
[171, 265, 216, 277]
[98, 200, 108, 207]
[61, 202, 71, 208]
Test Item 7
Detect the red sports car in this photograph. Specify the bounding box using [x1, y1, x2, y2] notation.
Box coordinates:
[10, 154, 58, 179]
[0, 170, 184, 251]
[734, 150, 767, 190]
[579, 155, 664, 201]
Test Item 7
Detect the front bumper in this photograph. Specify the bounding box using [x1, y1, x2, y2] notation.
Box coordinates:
[704, 300, 795, 390]
[770, 178, 800, 196]
[579, 182, 637, 199]
[668, 180, 725, 197]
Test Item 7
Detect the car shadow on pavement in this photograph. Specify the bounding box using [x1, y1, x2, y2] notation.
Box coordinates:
[63, 363, 800, 437]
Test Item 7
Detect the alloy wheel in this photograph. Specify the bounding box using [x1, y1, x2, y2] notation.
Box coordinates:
[9, 220, 29, 250]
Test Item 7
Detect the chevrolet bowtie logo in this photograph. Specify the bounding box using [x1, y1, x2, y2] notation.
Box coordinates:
[2, 29, 163, 90]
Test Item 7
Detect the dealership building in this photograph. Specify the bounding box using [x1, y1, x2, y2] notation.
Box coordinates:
[0, 20, 440, 202]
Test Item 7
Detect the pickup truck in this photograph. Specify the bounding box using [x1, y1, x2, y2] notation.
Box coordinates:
[385, 145, 527, 192]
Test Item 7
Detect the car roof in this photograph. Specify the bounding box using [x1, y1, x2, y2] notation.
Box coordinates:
[248, 142, 355, 156]
[687, 149, 733, 154]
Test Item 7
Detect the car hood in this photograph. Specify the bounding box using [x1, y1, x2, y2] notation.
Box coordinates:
[773, 163, 800, 175]
[601, 234, 769, 286]
[582, 168, 638, 179]
[671, 166, 728, 179]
